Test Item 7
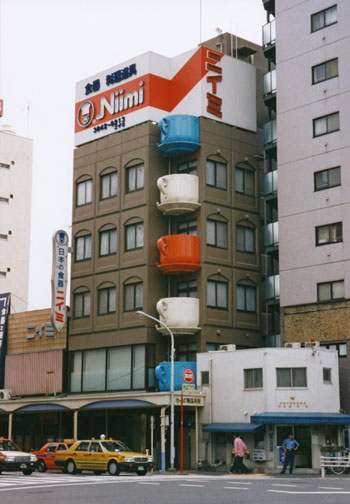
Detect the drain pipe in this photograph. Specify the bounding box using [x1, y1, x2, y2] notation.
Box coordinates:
[160, 406, 167, 472]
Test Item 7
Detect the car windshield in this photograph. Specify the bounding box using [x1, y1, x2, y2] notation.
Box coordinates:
[101, 441, 131, 452]
[0, 440, 20, 451]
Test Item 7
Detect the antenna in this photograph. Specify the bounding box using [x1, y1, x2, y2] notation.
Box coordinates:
[199, 0, 202, 44]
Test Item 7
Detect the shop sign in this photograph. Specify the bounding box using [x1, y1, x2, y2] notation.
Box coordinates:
[51, 230, 69, 333]
[0, 293, 10, 388]
[26, 322, 55, 340]
[278, 395, 309, 409]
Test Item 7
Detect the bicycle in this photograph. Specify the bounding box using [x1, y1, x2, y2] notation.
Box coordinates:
[329, 449, 350, 475]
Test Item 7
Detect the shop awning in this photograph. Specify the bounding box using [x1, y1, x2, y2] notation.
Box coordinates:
[202, 423, 265, 433]
[82, 399, 156, 410]
[16, 403, 70, 412]
[251, 412, 350, 425]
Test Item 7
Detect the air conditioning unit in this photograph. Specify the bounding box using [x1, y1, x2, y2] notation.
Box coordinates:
[219, 344, 236, 352]
[0, 389, 12, 400]
[305, 341, 320, 348]
[284, 342, 301, 349]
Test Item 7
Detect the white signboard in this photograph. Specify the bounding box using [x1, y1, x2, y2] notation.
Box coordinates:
[51, 230, 69, 333]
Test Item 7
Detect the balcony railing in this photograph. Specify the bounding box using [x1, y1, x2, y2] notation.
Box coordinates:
[263, 19, 276, 48]
[264, 222, 279, 248]
[157, 174, 201, 215]
[155, 297, 200, 335]
[263, 120, 277, 147]
[156, 234, 201, 274]
[263, 69, 276, 97]
[264, 170, 278, 196]
[265, 274, 280, 301]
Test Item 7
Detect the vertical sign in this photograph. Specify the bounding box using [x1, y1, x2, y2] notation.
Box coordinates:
[0, 293, 10, 388]
[51, 230, 69, 333]
[0, 99, 3, 117]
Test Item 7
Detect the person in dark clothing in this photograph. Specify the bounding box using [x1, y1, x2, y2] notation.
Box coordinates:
[280, 434, 299, 474]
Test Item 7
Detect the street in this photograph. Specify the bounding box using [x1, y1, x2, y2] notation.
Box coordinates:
[1, 472, 350, 504]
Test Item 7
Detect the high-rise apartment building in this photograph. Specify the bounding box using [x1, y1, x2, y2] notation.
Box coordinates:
[262, 0, 350, 409]
[0, 125, 33, 313]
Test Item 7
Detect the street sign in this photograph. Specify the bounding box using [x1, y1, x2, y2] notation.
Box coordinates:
[183, 368, 195, 383]
[182, 384, 195, 392]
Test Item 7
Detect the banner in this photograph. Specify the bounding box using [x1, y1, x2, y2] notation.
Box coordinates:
[51, 230, 69, 333]
[0, 293, 11, 388]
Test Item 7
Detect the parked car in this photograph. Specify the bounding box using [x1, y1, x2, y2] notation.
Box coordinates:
[55, 439, 153, 475]
[31, 440, 74, 472]
[0, 437, 37, 475]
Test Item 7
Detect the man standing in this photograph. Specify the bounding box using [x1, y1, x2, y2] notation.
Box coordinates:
[280, 434, 299, 474]
[233, 435, 250, 474]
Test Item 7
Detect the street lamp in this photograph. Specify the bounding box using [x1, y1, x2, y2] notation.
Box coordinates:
[136, 310, 175, 471]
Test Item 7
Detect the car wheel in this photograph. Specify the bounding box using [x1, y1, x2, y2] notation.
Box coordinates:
[136, 469, 147, 476]
[66, 459, 77, 475]
[108, 460, 120, 476]
[23, 470, 33, 475]
[37, 460, 47, 473]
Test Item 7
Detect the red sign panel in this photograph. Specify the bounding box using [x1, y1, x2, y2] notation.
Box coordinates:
[183, 368, 195, 383]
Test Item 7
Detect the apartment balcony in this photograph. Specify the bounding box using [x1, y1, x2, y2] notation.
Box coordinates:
[265, 274, 280, 302]
[156, 297, 200, 335]
[262, 0, 275, 16]
[264, 221, 279, 249]
[263, 120, 277, 158]
[156, 234, 201, 274]
[157, 174, 201, 215]
[263, 69, 276, 111]
[157, 114, 201, 157]
[262, 20, 276, 63]
[264, 169, 278, 197]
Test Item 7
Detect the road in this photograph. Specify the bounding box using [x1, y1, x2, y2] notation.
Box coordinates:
[1, 471, 350, 504]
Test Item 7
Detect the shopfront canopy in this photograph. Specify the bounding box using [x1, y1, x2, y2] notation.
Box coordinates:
[15, 403, 70, 412]
[81, 399, 156, 410]
[202, 423, 265, 433]
[251, 412, 350, 425]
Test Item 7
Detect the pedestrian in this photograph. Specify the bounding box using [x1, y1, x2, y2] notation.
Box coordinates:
[229, 435, 238, 473]
[233, 434, 250, 474]
[280, 433, 299, 474]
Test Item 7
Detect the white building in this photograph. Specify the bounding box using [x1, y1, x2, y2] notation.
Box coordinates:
[197, 345, 350, 471]
[0, 126, 33, 313]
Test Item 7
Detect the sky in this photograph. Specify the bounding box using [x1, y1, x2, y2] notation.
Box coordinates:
[0, 0, 266, 311]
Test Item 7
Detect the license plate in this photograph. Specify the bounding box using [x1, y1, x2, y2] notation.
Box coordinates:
[20, 464, 27, 469]
[137, 466, 144, 470]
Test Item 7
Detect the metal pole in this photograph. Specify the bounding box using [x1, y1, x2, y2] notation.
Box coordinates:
[180, 371, 184, 473]
[137, 311, 175, 470]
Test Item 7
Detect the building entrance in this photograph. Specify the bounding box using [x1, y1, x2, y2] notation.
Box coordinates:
[276, 425, 312, 468]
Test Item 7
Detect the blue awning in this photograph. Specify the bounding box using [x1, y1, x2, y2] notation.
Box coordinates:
[16, 403, 70, 412]
[251, 412, 350, 425]
[202, 423, 265, 433]
[82, 399, 156, 410]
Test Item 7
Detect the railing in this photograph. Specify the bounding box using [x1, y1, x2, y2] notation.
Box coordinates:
[263, 19, 276, 48]
[320, 454, 350, 478]
[264, 170, 278, 196]
[263, 69, 276, 97]
[263, 120, 277, 147]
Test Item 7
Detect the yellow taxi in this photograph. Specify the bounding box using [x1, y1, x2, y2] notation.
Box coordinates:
[54, 439, 153, 476]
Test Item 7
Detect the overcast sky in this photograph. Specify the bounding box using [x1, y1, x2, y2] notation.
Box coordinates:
[1, 0, 266, 311]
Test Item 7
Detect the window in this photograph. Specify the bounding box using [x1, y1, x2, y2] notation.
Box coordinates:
[276, 368, 307, 388]
[316, 222, 342, 245]
[0, 197, 9, 203]
[206, 219, 227, 248]
[126, 163, 144, 192]
[206, 160, 227, 189]
[237, 285, 256, 312]
[314, 166, 341, 191]
[99, 228, 117, 256]
[124, 282, 143, 311]
[0, 162, 10, 169]
[76, 179, 93, 206]
[311, 5, 337, 32]
[175, 343, 197, 361]
[313, 112, 339, 137]
[125, 222, 144, 250]
[177, 160, 197, 175]
[74, 291, 90, 318]
[312, 58, 338, 84]
[206, 343, 221, 352]
[321, 342, 347, 357]
[98, 286, 116, 315]
[323, 368, 332, 384]
[76, 442, 90, 452]
[317, 280, 344, 302]
[75, 234, 92, 261]
[236, 225, 255, 253]
[177, 219, 197, 235]
[207, 280, 228, 309]
[100, 171, 118, 199]
[244, 368, 263, 389]
[177, 280, 197, 298]
[82, 348, 106, 392]
[201, 371, 209, 385]
[235, 167, 254, 195]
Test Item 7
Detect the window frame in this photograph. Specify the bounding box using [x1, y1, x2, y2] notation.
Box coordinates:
[311, 5, 337, 33]
[98, 286, 116, 315]
[124, 282, 143, 312]
[73, 291, 91, 319]
[100, 171, 118, 200]
[314, 166, 341, 192]
[207, 279, 228, 310]
[236, 284, 256, 313]
[317, 280, 344, 302]
[125, 222, 144, 251]
[235, 166, 255, 196]
[244, 368, 263, 389]
[323, 367, 332, 384]
[312, 58, 338, 85]
[177, 219, 197, 235]
[99, 228, 117, 256]
[177, 280, 197, 298]
[315, 222, 342, 246]
[177, 160, 197, 175]
[126, 163, 144, 193]
[236, 225, 255, 253]
[313, 112, 339, 137]
[206, 219, 228, 249]
[206, 159, 227, 190]
[276, 367, 307, 388]
[76, 179, 93, 207]
[75, 234, 92, 262]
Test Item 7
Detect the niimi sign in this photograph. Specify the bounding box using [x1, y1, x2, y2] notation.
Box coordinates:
[51, 230, 69, 333]
[75, 46, 257, 146]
